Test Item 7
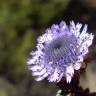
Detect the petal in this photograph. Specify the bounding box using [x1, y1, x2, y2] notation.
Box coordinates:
[75, 23, 82, 37]
[29, 65, 43, 71]
[76, 23, 82, 32]
[70, 21, 76, 33]
[79, 45, 88, 56]
[60, 21, 67, 29]
[27, 59, 35, 65]
[35, 72, 48, 81]
[51, 24, 59, 33]
[36, 43, 44, 50]
[46, 34, 53, 41]
[79, 25, 88, 40]
[73, 63, 81, 70]
[48, 68, 60, 82]
[37, 35, 46, 43]
[60, 21, 69, 34]
[66, 73, 72, 83]
[66, 65, 74, 76]
[57, 72, 64, 82]
[77, 56, 83, 62]
[32, 69, 46, 76]
[81, 33, 94, 47]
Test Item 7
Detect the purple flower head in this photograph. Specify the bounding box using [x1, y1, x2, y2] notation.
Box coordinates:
[27, 21, 94, 83]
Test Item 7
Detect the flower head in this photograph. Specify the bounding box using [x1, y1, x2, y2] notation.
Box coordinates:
[27, 21, 94, 83]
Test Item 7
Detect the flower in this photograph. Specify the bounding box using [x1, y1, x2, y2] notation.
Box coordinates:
[27, 21, 94, 83]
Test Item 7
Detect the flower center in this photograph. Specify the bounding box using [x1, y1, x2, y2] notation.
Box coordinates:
[44, 34, 78, 65]
[54, 43, 62, 50]
[52, 40, 67, 58]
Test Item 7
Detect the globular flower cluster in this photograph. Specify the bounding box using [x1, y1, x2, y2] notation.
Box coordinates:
[27, 21, 94, 83]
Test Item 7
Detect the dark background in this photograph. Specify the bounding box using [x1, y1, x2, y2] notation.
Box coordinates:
[0, 0, 96, 96]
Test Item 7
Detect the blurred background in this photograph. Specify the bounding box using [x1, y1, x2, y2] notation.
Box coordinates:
[0, 0, 96, 96]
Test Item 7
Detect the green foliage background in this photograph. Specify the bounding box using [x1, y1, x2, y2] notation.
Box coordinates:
[0, 0, 96, 96]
